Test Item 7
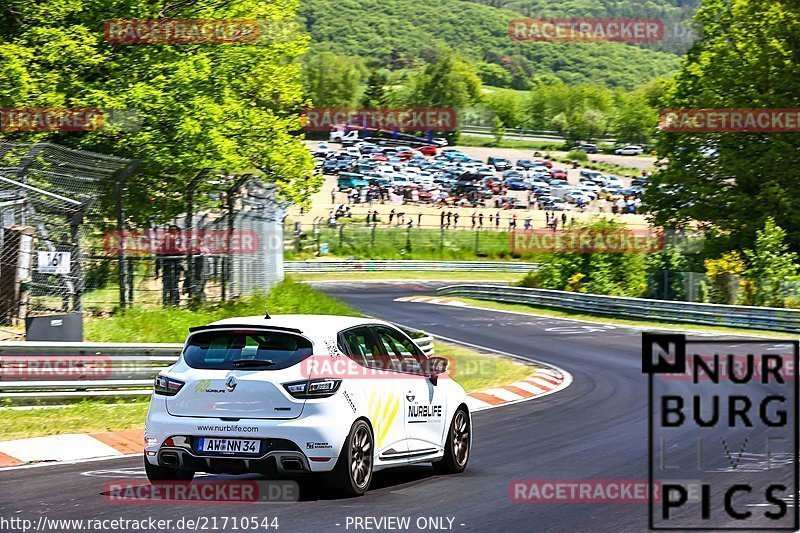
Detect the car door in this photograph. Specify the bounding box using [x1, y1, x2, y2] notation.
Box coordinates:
[339, 326, 408, 460]
[371, 326, 448, 455]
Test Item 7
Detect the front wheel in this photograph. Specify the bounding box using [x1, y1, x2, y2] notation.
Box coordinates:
[144, 454, 194, 483]
[432, 407, 470, 474]
[326, 420, 374, 496]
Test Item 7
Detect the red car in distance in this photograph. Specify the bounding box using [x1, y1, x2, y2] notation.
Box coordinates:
[418, 145, 438, 156]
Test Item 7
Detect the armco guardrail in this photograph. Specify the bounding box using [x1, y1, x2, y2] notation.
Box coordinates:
[437, 284, 800, 333]
[0, 332, 434, 402]
[285, 260, 538, 274]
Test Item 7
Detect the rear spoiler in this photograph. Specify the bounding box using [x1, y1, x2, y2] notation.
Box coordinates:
[188, 324, 303, 334]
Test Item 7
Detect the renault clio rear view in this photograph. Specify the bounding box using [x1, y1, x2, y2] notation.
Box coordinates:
[144, 314, 471, 496]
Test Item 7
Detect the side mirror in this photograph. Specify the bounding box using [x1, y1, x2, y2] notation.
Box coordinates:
[426, 357, 449, 376]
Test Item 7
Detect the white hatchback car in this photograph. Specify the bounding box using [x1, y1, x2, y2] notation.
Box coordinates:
[144, 314, 471, 496]
[614, 145, 644, 155]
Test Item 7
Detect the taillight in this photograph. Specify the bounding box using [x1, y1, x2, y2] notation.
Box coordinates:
[154, 375, 185, 396]
[283, 379, 341, 399]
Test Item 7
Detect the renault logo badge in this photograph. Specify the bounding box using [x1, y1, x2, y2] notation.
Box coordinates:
[226, 375, 238, 392]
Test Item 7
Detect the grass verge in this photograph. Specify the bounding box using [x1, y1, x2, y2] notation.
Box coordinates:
[446, 296, 799, 339]
[84, 279, 359, 343]
[458, 134, 556, 151]
[435, 340, 534, 392]
[0, 400, 150, 441]
[291, 272, 523, 282]
[0, 341, 535, 441]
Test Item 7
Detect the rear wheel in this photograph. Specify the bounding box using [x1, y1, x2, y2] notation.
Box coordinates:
[327, 420, 373, 496]
[432, 407, 470, 474]
[144, 454, 194, 483]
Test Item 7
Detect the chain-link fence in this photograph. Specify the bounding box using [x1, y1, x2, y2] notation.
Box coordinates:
[0, 142, 135, 323]
[285, 220, 534, 260]
[86, 180, 287, 312]
[0, 142, 288, 322]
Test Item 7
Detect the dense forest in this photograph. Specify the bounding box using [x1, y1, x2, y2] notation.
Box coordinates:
[300, 0, 695, 90]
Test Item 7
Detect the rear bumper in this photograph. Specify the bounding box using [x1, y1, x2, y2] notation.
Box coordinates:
[144, 403, 350, 473]
[157, 446, 312, 476]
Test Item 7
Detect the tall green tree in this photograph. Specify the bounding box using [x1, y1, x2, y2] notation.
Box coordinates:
[647, 0, 800, 251]
[303, 51, 365, 107]
[743, 218, 799, 306]
[406, 53, 481, 111]
[402, 53, 481, 138]
[0, 0, 315, 222]
[612, 91, 658, 144]
[360, 70, 388, 107]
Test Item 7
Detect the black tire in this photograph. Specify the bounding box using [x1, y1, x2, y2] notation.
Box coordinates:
[326, 419, 373, 497]
[432, 407, 470, 474]
[144, 454, 194, 483]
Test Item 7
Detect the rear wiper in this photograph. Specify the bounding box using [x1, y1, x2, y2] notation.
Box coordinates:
[231, 359, 275, 368]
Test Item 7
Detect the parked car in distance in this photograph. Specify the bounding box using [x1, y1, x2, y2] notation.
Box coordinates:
[488, 156, 512, 170]
[418, 145, 438, 156]
[543, 197, 568, 211]
[573, 143, 598, 154]
[337, 173, 370, 189]
[614, 145, 644, 156]
[505, 178, 529, 191]
[516, 159, 537, 170]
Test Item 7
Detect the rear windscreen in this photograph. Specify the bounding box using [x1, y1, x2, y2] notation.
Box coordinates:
[183, 330, 313, 370]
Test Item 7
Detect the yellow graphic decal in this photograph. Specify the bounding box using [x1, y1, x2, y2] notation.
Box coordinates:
[367, 388, 401, 448]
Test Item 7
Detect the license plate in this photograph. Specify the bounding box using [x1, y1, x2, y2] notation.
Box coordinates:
[196, 438, 259, 455]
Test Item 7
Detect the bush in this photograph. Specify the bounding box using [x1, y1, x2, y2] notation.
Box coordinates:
[567, 149, 589, 161]
[517, 218, 649, 297]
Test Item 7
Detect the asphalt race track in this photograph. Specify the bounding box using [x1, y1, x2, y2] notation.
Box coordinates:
[0, 281, 794, 532]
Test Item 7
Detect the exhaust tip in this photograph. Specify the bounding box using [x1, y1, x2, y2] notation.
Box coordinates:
[281, 459, 304, 471]
[161, 452, 180, 467]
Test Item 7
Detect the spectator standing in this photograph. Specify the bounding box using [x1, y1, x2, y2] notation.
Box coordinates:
[478, 212, 484, 228]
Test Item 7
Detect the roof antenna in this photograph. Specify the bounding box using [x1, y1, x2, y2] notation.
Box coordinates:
[264, 310, 271, 319]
